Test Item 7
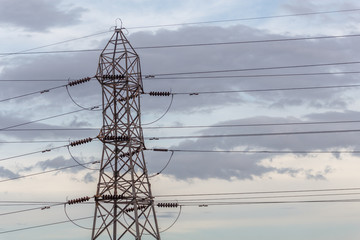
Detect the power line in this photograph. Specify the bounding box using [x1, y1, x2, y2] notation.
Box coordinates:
[165, 84, 360, 95]
[165, 149, 360, 154]
[2, 33, 360, 56]
[136, 34, 360, 50]
[0, 215, 94, 235]
[146, 71, 360, 80]
[1, 31, 110, 58]
[3, 129, 360, 144]
[0, 107, 97, 131]
[158, 192, 360, 202]
[2, 71, 360, 83]
[144, 119, 360, 129]
[0, 85, 66, 103]
[3, 119, 360, 132]
[148, 61, 360, 77]
[3, 82, 360, 107]
[176, 198, 360, 206]
[2, 8, 359, 58]
[0, 161, 97, 184]
[146, 129, 360, 140]
[127, 8, 360, 30]
[0, 144, 67, 162]
[155, 187, 360, 198]
[0, 202, 64, 217]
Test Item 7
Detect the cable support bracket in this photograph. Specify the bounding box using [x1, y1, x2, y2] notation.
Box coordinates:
[157, 202, 179, 208]
[67, 196, 91, 205]
[148, 91, 171, 96]
[68, 77, 92, 87]
[69, 137, 93, 147]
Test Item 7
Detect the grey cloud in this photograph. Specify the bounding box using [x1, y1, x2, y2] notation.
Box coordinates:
[2, 24, 360, 117]
[0, 0, 87, 31]
[83, 172, 96, 183]
[146, 111, 359, 180]
[0, 166, 19, 178]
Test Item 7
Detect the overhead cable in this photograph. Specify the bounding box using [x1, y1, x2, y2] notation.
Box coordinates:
[0, 216, 94, 235]
[147, 61, 360, 77]
[155, 187, 360, 198]
[0, 107, 98, 131]
[127, 8, 360, 29]
[2, 33, 360, 56]
[150, 149, 360, 155]
[4, 119, 360, 132]
[3, 129, 360, 144]
[0, 161, 98, 184]
[3, 71, 360, 83]
[146, 129, 360, 140]
[2, 8, 360, 58]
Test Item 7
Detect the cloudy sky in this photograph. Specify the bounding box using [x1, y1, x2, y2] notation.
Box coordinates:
[1, 0, 360, 239]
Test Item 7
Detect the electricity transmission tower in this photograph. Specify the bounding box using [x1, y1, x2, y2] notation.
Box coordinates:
[91, 27, 161, 240]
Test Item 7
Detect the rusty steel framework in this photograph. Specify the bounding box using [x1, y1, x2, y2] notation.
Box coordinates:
[91, 28, 161, 240]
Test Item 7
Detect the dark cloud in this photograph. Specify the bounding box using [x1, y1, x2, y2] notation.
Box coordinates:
[0, 166, 19, 179]
[145, 111, 360, 180]
[0, 0, 87, 31]
[1, 23, 360, 181]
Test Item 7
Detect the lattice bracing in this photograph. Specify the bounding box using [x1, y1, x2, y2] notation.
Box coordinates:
[91, 28, 161, 240]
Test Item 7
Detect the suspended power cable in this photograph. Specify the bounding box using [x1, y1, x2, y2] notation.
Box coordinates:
[146, 71, 360, 80]
[143, 94, 174, 125]
[158, 206, 182, 233]
[136, 34, 360, 50]
[176, 198, 360, 206]
[0, 107, 99, 131]
[1, 31, 110, 58]
[0, 144, 68, 162]
[1, 8, 359, 58]
[154, 187, 360, 198]
[0, 215, 94, 235]
[3, 128, 360, 144]
[0, 85, 66, 103]
[67, 145, 100, 170]
[145, 129, 360, 140]
[2, 33, 360, 56]
[157, 192, 360, 202]
[146, 84, 360, 97]
[0, 77, 94, 106]
[0, 128, 98, 131]
[0, 161, 98, 184]
[149, 150, 175, 178]
[127, 8, 360, 30]
[149, 148, 360, 155]
[0, 202, 64, 217]
[144, 119, 360, 129]
[0, 79, 76, 82]
[147, 61, 360, 77]
[4, 119, 360, 132]
[2, 71, 360, 83]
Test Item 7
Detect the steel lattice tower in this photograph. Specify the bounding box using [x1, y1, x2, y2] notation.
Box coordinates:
[91, 28, 161, 240]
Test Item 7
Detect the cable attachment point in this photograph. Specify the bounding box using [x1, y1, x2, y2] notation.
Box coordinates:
[68, 77, 92, 87]
[149, 91, 171, 96]
[125, 205, 147, 212]
[101, 135, 130, 142]
[153, 148, 168, 152]
[40, 89, 50, 94]
[70, 137, 93, 147]
[67, 196, 90, 205]
[157, 202, 179, 208]
[42, 149, 51, 153]
[101, 194, 125, 200]
[102, 74, 125, 80]
[145, 75, 155, 79]
[41, 206, 50, 210]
